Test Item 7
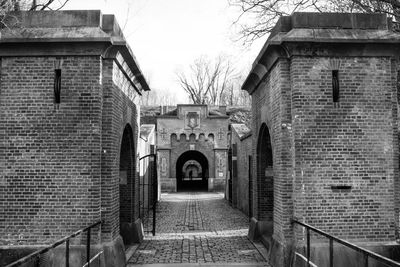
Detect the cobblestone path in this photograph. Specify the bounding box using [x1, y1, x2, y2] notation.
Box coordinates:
[127, 192, 269, 266]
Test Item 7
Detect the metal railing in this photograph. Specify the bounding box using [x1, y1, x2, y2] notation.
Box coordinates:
[5, 221, 103, 267]
[292, 219, 400, 267]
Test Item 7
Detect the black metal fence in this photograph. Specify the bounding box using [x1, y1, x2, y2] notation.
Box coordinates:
[5, 221, 102, 267]
[292, 219, 400, 267]
[139, 151, 157, 236]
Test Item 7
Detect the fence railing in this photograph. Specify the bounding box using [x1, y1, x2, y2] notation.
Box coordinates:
[5, 221, 103, 267]
[292, 219, 400, 267]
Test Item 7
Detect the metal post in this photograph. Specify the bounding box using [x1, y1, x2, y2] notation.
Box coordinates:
[86, 228, 91, 267]
[152, 154, 157, 236]
[65, 239, 70, 267]
[307, 228, 310, 267]
[364, 253, 368, 267]
[329, 238, 333, 267]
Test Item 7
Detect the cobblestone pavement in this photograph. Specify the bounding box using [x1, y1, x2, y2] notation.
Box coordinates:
[127, 192, 269, 266]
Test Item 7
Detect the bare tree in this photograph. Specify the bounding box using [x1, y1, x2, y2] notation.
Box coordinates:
[220, 75, 251, 106]
[0, 0, 70, 28]
[140, 89, 181, 106]
[229, 0, 400, 44]
[1, 0, 69, 11]
[176, 55, 238, 105]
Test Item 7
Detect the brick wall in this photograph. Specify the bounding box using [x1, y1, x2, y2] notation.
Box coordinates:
[291, 56, 398, 241]
[170, 137, 215, 179]
[119, 125, 135, 224]
[156, 105, 229, 192]
[0, 56, 102, 245]
[0, 55, 141, 245]
[251, 59, 293, 243]
[101, 59, 139, 241]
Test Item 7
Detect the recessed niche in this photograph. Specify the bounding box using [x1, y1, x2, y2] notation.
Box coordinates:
[330, 185, 352, 191]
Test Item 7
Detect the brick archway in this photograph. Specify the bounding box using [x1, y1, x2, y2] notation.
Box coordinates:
[257, 123, 274, 227]
[176, 150, 209, 191]
[119, 124, 135, 245]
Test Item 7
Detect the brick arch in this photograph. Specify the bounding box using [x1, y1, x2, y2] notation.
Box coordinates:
[119, 123, 136, 245]
[176, 150, 209, 191]
[257, 123, 274, 229]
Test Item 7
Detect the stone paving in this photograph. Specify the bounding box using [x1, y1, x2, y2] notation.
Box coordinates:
[127, 192, 269, 266]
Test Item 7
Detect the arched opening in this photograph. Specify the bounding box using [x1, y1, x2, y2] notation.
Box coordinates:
[257, 123, 273, 234]
[176, 150, 209, 191]
[119, 124, 135, 245]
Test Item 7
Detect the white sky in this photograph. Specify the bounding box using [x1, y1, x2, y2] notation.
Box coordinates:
[64, 0, 266, 103]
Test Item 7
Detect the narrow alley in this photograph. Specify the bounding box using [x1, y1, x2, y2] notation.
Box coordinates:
[127, 192, 269, 266]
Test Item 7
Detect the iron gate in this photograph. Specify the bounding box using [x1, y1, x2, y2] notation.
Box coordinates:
[139, 149, 157, 236]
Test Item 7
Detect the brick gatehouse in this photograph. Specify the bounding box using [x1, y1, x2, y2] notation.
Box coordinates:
[156, 105, 229, 193]
[0, 11, 149, 266]
[242, 13, 400, 266]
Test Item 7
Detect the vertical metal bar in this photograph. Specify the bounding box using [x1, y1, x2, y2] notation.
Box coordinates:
[307, 228, 310, 267]
[87, 228, 91, 267]
[65, 239, 70, 267]
[152, 154, 157, 236]
[329, 238, 333, 267]
[364, 253, 368, 267]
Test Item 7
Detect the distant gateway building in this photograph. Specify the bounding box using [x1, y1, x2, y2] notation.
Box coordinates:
[156, 105, 229, 192]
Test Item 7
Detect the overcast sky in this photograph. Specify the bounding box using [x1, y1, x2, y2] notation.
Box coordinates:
[64, 0, 266, 104]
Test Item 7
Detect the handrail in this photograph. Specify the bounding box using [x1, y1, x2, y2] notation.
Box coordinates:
[5, 220, 102, 267]
[292, 219, 400, 267]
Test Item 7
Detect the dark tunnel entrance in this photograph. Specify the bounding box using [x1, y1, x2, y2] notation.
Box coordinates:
[176, 150, 209, 191]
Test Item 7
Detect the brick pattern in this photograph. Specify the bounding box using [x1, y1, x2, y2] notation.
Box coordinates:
[100, 59, 139, 241]
[251, 59, 293, 243]
[170, 138, 215, 179]
[0, 55, 141, 245]
[291, 56, 397, 241]
[395, 61, 400, 238]
[119, 125, 135, 223]
[0, 56, 103, 245]
[156, 106, 229, 192]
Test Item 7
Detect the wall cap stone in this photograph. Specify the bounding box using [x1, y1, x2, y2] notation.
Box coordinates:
[242, 12, 400, 94]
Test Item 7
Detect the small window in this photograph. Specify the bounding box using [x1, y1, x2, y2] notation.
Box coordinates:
[54, 69, 62, 104]
[332, 70, 339, 103]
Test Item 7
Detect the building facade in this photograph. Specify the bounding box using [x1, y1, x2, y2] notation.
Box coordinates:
[156, 105, 229, 192]
[242, 13, 400, 267]
[0, 11, 149, 267]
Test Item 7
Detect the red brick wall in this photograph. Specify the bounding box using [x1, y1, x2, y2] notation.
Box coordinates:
[101, 59, 139, 241]
[0, 56, 102, 245]
[251, 59, 293, 243]
[0, 55, 140, 245]
[119, 125, 135, 224]
[250, 55, 398, 245]
[170, 137, 215, 179]
[291, 56, 398, 241]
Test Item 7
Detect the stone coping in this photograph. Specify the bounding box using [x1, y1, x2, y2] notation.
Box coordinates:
[0, 10, 150, 92]
[242, 12, 400, 93]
